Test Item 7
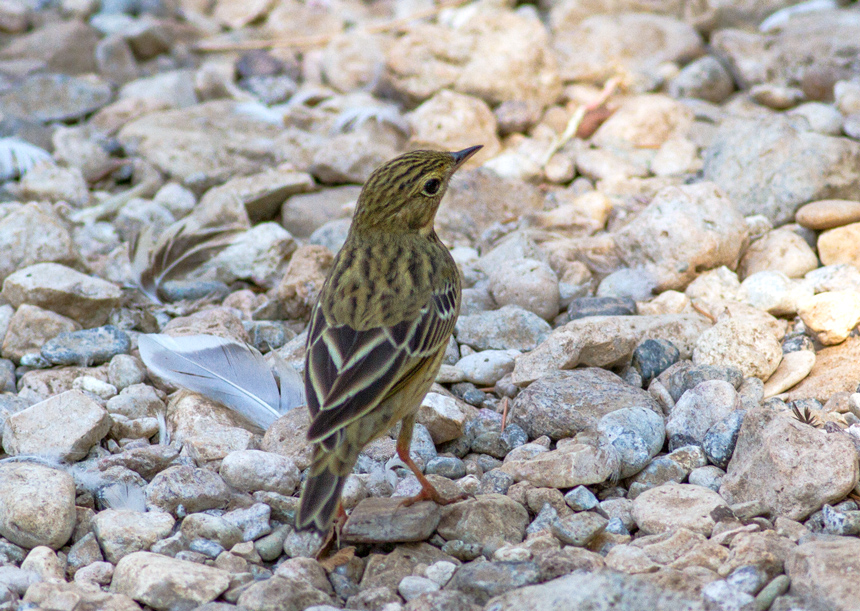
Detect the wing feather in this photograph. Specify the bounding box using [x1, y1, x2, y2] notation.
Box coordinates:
[304, 280, 458, 443]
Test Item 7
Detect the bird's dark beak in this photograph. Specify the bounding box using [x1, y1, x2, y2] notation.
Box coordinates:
[450, 145, 482, 170]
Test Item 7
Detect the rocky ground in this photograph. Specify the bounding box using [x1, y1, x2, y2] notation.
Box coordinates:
[2, 0, 860, 610]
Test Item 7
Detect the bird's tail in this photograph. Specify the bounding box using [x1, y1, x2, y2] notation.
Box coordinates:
[296, 439, 355, 533]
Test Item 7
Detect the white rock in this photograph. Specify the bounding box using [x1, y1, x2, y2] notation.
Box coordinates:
[455, 349, 519, 386]
[632, 483, 728, 537]
[488, 258, 561, 321]
[693, 317, 782, 381]
[738, 271, 814, 317]
[93, 510, 175, 564]
[797, 290, 860, 345]
[762, 350, 816, 399]
[219, 449, 300, 496]
[0, 463, 76, 549]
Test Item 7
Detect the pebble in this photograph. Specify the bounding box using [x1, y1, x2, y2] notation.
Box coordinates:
[93, 509, 175, 563]
[107, 354, 147, 390]
[796, 199, 860, 230]
[665, 380, 741, 450]
[551, 512, 608, 547]
[564, 486, 600, 512]
[688, 466, 725, 492]
[631, 338, 680, 386]
[702, 409, 746, 470]
[145, 465, 230, 516]
[488, 258, 560, 321]
[632, 484, 729, 537]
[425, 456, 467, 479]
[737, 228, 819, 279]
[447, 560, 541, 606]
[762, 349, 815, 398]
[818, 221, 860, 267]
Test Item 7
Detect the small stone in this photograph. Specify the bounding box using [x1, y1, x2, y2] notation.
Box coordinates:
[425, 456, 466, 480]
[738, 228, 819, 280]
[111, 551, 230, 610]
[668, 55, 734, 104]
[0, 463, 76, 550]
[0, 304, 80, 363]
[632, 338, 681, 386]
[398, 575, 439, 601]
[41, 325, 130, 367]
[437, 494, 528, 546]
[417, 393, 467, 445]
[2, 263, 122, 328]
[564, 486, 599, 512]
[688, 465, 725, 492]
[222, 503, 272, 542]
[145, 465, 230, 516]
[738, 270, 813, 317]
[666, 380, 742, 451]
[702, 410, 746, 470]
[796, 199, 860, 231]
[108, 354, 147, 390]
[762, 350, 815, 399]
[788, 102, 844, 136]
[342, 498, 441, 544]
[2, 389, 112, 461]
[0, 73, 111, 123]
[488, 259, 560, 321]
[447, 560, 540, 606]
[567, 296, 636, 321]
[821, 504, 860, 536]
[551, 512, 608, 547]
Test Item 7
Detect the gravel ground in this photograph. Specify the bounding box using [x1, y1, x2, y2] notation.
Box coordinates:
[2, 1, 860, 610]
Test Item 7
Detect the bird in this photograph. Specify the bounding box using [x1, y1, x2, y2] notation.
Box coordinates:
[296, 145, 482, 535]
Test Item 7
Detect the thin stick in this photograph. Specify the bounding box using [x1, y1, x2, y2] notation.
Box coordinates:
[195, 0, 471, 53]
[500, 397, 509, 432]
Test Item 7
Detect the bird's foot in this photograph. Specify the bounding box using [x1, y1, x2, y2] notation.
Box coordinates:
[399, 482, 469, 508]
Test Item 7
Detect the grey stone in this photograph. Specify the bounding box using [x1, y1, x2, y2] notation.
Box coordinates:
[666, 380, 742, 451]
[219, 450, 300, 496]
[597, 406, 665, 478]
[564, 486, 599, 512]
[688, 465, 725, 492]
[632, 339, 681, 386]
[41, 325, 130, 367]
[446, 560, 540, 606]
[0, 73, 112, 123]
[94, 509, 175, 564]
[342, 497, 441, 544]
[145, 465, 230, 516]
[551, 512, 607, 547]
[703, 410, 747, 469]
[222, 503, 272, 542]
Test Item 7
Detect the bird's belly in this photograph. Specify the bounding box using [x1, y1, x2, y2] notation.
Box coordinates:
[350, 349, 445, 448]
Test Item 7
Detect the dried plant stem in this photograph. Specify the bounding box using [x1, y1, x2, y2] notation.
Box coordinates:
[539, 76, 622, 167]
[195, 0, 471, 53]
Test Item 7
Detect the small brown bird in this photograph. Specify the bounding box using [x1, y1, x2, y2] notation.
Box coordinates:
[296, 145, 482, 534]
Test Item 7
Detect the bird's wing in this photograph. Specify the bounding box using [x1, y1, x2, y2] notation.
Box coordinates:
[304, 279, 459, 443]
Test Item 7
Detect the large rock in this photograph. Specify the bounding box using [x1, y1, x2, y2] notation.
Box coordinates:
[93, 510, 175, 564]
[720, 407, 859, 521]
[512, 314, 710, 385]
[437, 494, 529, 545]
[111, 552, 230, 610]
[511, 368, 660, 440]
[2, 390, 112, 462]
[500, 437, 617, 488]
[117, 101, 298, 192]
[0, 463, 76, 550]
[613, 183, 749, 292]
[483, 569, 704, 610]
[786, 336, 860, 401]
[632, 484, 728, 537]
[2, 263, 122, 328]
[552, 13, 703, 83]
[703, 116, 860, 226]
[786, 538, 860, 611]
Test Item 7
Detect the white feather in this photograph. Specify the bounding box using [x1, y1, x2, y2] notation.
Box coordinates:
[138, 334, 304, 429]
[759, 0, 837, 31]
[0, 137, 53, 181]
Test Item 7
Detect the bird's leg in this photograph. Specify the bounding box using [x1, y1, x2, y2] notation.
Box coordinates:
[334, 503, 348, 548]
[396, 414, 466, 507]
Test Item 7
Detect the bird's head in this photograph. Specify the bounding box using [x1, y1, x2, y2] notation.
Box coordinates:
[352, 146, 482, 234]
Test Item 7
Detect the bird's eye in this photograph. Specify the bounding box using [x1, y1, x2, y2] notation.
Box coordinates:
[422, 178, 441, 195]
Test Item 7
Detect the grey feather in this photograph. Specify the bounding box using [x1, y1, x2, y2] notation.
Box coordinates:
[138, 334, 304, 429]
